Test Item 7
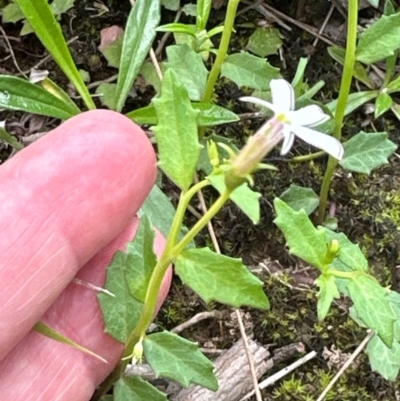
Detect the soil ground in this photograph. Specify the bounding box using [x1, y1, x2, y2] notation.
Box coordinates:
[1, 1, 400, 400]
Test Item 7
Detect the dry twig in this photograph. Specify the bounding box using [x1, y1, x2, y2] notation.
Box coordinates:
[316, 330, 374, 401]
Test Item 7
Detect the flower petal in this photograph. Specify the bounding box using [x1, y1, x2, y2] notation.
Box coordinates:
[239, 96, 278, 114]
[289, 105, 329, 127]
[270, 79, 294, 112]
[292, 125, 344, 160]
[280, 126, 295, 155]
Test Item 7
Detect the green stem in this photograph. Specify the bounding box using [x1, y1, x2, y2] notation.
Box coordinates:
[317, 0, 358, 224]
[165, 180, 211, 253]
[329, 270, 355, 279]
[173, 188, 232, 254]
[291, 150, 325, 163]
[202, 0, 240, 104]
[93, 185, 232, 399]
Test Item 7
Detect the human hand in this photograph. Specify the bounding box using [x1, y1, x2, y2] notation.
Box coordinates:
[0, 111, 172, 400]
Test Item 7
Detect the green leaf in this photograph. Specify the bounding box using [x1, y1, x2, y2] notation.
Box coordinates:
[182, 4, 197, 17]
[274, 198, 327, 270]
[125, 216, 157, 303]
[340, 131, 397, 174]
[157, 23, 197, 36]
[0, 122, 23, 150]
[391, 102, 400, 121]
[98, 251, 143, 343]
[366, 0, 379, 6]
[366, 334, 400, 381]
[33, 322, 107, 363]
[114, 377, 167, 401]
[138, 185, 194, 248]
[326, 91, 378, 117]
[347, 275, 395, 346]
[175, 248, 269, 309]
[20, 20, 33, 35]
[114, 0, 160, 111]
[208, 174, 261, 224]
[14, 0, 95, 109]
[192, 103, 240, 126]
[324, 229, 368, 295]
[388, 291, 400, 341]
[325, 229, 368, 272]
[356, 13, 400, 65]
[50, 0, 75, 16]
[0, 75, 79, 119]
[387, 75, 400, 93]
[375, 92, 393, 118]
[126, 105, 158, 125]
[291, 58, 308, 97]
[384, 0, 396, 15]
[152, 69, 201, 191]
[99, 396, 113, 401]
[328, 46, 374, 89]
[126, 103, 239, 127]
[315, 274, 340, 320]
[165, 44, 208, 101]
[2, 3, 25, 23]
[247, 27, 282, 58]
[197, 0, 212, 31]
[161, 0, 180, 11]
[279, 184, 319, 215]
[95, 83, 118, 109]
[221, 51, 281, 90]
[140, 61, 165, 93]
[144, 331, 218, 390]
[40, 77, 80, 113]
[173, 26, 197, 50]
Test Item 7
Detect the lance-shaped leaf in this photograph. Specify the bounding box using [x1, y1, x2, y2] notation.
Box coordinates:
[0, 76, 79, 120]
[98, 251, 143, 343]
[114, 0, 160, 111]
[126, 102, 239, 127]
[356, 13, 400, 65]
[175, 247, 269, 309]
[14, 0, 95, 109]
[0, 122, 23, 150]
[274, 198, 327, 270]
[326, 91, 378, 117]
[375, 92, 393, 118]
[366, 334, 400, 381]
[144, 331, 218, 390]
[315, 274, 340, 320]
[165, 44, 208, 101]
[153, 69, 201, 191]
[340, 131, 397, 174]
[33, 322, 107, 363]
[347, 274, 395, 347]
[114, 377, 167, 401]
[126, 215, 157, 303]
[328, 46, 374, 89]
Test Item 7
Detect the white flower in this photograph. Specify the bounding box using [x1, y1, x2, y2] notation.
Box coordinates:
[240, 79, 344, 160]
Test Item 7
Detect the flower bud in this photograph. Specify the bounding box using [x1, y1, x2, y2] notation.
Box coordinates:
[224, 116, 285, 190]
